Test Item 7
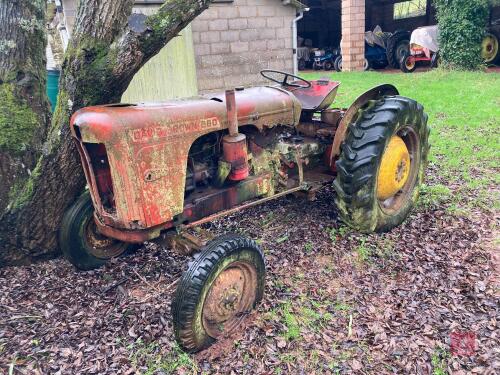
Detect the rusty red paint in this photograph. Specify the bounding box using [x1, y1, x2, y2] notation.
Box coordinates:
[223, 134, 250, 181]
[408, 55, 432, 63]
[289, 80, 340, 111]
[71, 87, 300, 235]
[182, 173, 272, 223]
[222, 89, 250, 181]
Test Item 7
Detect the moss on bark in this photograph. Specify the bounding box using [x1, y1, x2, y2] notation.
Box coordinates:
[0, 83, 40, 154]
[9, 159, 42, 210]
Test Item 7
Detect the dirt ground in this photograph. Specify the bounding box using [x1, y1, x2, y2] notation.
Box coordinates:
[1, 166, 498, 374]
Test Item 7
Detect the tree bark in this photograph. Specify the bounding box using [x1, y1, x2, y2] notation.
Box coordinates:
[0, 0, 211, 266]
[0, 0, 50, 214]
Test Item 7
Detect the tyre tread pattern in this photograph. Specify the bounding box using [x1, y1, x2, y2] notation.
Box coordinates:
[386, 30, 411, 68]
[172, 233, 265, 352]
[333, 96, 430, 232]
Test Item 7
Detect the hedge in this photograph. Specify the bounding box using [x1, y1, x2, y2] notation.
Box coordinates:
[434, 0, 490, 70]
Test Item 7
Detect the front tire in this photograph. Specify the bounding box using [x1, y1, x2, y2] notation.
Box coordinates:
[333, 96, 430, 232]
[172, 234, 265, 352]
[400, 54, 417, 73]
[59, 191, 132, 270]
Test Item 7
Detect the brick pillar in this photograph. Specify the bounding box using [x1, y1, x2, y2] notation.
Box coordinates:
[341, 0, 365, 71]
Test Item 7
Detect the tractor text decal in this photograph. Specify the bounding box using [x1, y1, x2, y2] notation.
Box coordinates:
[131, 117, 220, 142]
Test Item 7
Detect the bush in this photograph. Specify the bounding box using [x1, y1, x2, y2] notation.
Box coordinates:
[434, 0, 490, 70]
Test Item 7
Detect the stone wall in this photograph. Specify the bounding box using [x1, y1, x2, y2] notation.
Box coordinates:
[191, 0, 297, 93]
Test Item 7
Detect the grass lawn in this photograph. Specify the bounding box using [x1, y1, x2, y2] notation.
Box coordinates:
[302, 69, 500, 210]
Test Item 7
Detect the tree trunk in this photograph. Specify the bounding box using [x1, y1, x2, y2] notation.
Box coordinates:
[0, 0, 211, 266]
[0, 0, 50, 215]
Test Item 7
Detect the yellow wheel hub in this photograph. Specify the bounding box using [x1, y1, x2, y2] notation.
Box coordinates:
[405, 58, 415, 70]
[377, 136, 411, 200]
[482, 34, 499, 63]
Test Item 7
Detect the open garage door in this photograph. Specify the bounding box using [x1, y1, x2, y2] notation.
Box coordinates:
[296, 0, 437, 71]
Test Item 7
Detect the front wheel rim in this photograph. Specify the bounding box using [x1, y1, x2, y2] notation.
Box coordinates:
[405, 57, 415, 70]
[377, 127, 420, 214]
[202, 261, 258, 338]
[83, 218, 128, 259]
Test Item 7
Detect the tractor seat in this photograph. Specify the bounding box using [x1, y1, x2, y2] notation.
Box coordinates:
[288, 79, 340, 112]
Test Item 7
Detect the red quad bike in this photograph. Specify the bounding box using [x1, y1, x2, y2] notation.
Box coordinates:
[63, 70, 430, 352]
[401, 25, 440, 73]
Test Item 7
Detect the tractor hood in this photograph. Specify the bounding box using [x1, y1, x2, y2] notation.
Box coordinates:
[71, 86, 301, 143]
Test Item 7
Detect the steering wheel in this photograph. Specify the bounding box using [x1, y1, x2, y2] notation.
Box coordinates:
[260, 69, 312, 89]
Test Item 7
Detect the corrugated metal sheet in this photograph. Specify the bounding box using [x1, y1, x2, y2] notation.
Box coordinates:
[55, 2, 198, 102]
[46, 43, 57, 70]
[122, 23, 198, 103]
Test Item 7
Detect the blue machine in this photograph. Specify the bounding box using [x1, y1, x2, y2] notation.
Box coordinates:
[313, 48, 340, 70]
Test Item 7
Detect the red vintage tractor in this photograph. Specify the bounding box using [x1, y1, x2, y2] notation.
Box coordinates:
[63, 70, 430, 352]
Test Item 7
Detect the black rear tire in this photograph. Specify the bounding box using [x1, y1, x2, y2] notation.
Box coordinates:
[59, 191, 132, 270]
[324, 60, 334, 70]
[172, 234, 265, 352]
[363, 58, 371, 71]
[298, 58, 306, 71]
[386, 31, 410, 68]
[333, 96, 430, 232]
[430, 51, 440, 68]
[334, 55, 342, 72]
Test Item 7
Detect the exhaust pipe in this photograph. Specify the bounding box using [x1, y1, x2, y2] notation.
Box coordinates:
[222, 89, 249, 181]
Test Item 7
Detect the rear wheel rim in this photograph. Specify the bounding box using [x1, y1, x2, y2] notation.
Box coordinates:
[202, 261, 257, 338]
[83, 218, 128, 259]
[482, 34, 499, 63]
[377, 127, 420, 214]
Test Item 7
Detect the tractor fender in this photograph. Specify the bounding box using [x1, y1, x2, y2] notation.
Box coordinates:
[330, 84, 399, 163]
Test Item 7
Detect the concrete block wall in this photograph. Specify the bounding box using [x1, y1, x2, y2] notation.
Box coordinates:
[191, 0, 296, 93]
[341, 0, 365, 71]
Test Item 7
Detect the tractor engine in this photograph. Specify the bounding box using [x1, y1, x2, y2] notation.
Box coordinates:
[182, 90, 332, 200]
[184, 125, 330, 196]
